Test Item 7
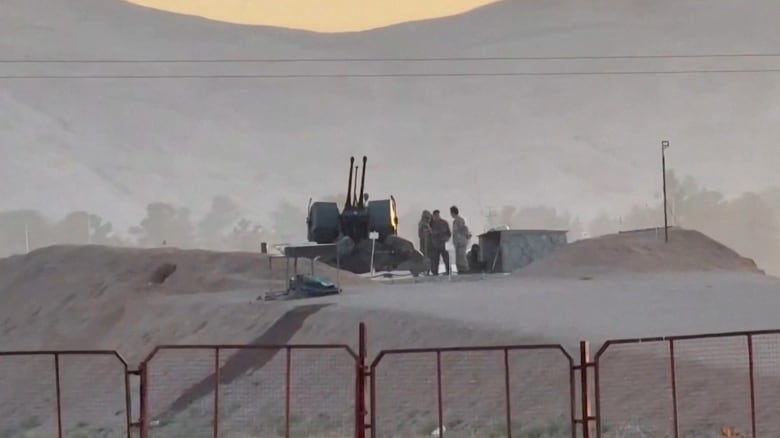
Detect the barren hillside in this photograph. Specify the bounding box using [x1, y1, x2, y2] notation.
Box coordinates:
[518, 227, 764, 277]
[2, 0, 780, 230]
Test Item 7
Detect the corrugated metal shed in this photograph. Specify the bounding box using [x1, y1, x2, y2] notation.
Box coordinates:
[478, 229, 568, 273]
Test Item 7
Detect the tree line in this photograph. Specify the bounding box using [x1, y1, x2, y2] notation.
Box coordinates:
[2, 172, 778, 274]
[0, 195, 308, 257]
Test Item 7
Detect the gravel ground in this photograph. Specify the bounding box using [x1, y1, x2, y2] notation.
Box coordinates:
[2, 244, 780, 437]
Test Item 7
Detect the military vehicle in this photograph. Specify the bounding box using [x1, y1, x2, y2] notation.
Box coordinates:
[303, 156, 426, 276]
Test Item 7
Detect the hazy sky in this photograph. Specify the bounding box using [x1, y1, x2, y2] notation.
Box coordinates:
[125, 0, 500, 32]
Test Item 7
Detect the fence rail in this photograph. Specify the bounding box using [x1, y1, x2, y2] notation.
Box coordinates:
[369, 345, 575, 438]
[0, 350, 131, 438]
[594, 329, 780, 438]
[4, 326, 780, 438]
[141, 344, 359, 438]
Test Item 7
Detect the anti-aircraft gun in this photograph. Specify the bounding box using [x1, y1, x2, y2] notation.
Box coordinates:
[305, 156, 426, 276]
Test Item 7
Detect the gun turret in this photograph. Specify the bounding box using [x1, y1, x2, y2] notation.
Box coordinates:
[305, 154, 412, 275]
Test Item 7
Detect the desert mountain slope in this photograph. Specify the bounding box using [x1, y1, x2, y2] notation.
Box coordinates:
[2, 0, 780, 232]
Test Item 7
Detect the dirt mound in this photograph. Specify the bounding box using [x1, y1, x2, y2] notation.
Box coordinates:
[0, 245, 364, 352]
[0, 244, 364, 297]
[518, 228, 763, 277]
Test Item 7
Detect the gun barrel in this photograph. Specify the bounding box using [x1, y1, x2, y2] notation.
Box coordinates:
[353, 165, 359, 206]
[358, 156, 367, 208]
[345, 156, 355, 208]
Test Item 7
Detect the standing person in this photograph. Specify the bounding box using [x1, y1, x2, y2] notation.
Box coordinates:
[418, 210, 433, 275]
[450, 205, 472, 273]
[430, 210, 452, 275]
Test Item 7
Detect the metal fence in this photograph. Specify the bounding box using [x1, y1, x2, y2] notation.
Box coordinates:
[0, 350, 131, 438]
[141, 344, 359, 438]
[369, 345, 575, 438]
[593, 330, 780, 438]
[7, 327, 780, 438]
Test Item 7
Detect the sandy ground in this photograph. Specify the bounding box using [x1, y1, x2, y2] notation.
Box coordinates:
[1, 230, 779, 437]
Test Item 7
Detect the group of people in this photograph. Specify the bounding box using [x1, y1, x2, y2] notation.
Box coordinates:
[417, 205, 476, 275]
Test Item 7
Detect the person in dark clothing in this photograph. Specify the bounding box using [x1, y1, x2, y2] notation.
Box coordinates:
[429, 210, 452, 275]
[418, 210, 433, 275]
[467, 243, 484, 273]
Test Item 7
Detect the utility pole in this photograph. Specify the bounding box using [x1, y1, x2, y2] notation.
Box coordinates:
[661, 140, 670, 242]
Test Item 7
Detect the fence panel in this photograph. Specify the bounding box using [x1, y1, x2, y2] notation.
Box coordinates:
[143, 344, 358, 438]
[595, 331, 780, 438]
[595, 340, 674, 437]
[748, 333, 780, 437]
[0, 351, 130, 438]
[673, 335, 751, 437]
[370, 345, 574, 438]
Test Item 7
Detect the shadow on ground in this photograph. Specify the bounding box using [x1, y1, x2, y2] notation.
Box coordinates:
[160, 303, 332, 418]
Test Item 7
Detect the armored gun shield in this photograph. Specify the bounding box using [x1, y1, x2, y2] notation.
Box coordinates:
[307, 201, 340, 244]
[367, 198, 398, 241]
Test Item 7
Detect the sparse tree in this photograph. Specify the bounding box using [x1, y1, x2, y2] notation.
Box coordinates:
[52, 211, 92, 244]
[129, 202, 195, 247]
[225, 218, 272, 251]
[197, 195, 242, 248]
[86, 213, 121, 245]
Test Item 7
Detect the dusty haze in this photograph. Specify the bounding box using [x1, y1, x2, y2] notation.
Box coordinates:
[1, 0, 780, 271]
[2, 3, 780, 432]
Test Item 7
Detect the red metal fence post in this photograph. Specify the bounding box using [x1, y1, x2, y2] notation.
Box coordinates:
[669, 339, 679, 438]
[369, 350, 378, 438]
[593, 348, 601, 438]
[54, 352, 64, 438]
[139, 361, 149, 438]
[124, 368, 132, 438]
[356, 323, 367, 438]
[580, 341, 593, 438]
[436, 350, 444, 437]
[285, 346, 292, 438]
[747, 334, 757, 438]
[213, 347, 220, 438]
[503, 348, 512, 438]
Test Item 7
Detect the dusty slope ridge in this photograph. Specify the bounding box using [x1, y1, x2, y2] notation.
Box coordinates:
[0, 245, 363, 355]
[0, 244, 364, 296]
[3, 0, 780, 226]
[518, 228, 763, 277]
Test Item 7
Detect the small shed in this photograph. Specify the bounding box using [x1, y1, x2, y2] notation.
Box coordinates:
[478, 229, 568, 273]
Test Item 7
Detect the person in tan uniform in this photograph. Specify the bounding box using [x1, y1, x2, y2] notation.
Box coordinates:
[418, 210, 433, 274]
[450, 205, 472, 273]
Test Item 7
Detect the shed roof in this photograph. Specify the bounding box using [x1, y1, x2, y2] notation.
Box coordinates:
[478, 229, 568, 238]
